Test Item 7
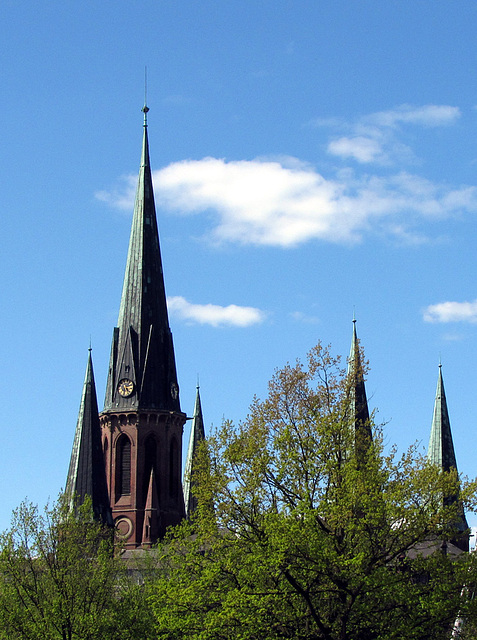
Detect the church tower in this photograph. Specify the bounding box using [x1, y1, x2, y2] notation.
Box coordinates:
[99, 106, 186, 548]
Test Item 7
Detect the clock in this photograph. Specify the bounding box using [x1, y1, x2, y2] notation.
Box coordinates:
[118, 379, 135, 398]
[170, 382, 179, 400]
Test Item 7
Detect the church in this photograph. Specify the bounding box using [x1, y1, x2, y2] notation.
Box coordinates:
[64, 106, 468, 551]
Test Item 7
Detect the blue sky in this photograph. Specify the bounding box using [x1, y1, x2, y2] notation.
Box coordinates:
[2, 1, 477, 534]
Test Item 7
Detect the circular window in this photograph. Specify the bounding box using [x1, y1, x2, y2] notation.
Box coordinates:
[115, 517, 133, 540]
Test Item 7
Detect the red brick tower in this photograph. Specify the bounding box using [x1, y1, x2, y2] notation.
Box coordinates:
[100, 106, 186, 548]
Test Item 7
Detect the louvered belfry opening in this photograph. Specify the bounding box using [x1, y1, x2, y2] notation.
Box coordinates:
[117, 436, 131, 497]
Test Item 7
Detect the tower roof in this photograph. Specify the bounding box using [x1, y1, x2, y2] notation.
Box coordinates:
[103, 106, 181, 413]
[427, 364, 469, 548]
[183, 385, 206, 518]
[66, 350, 113, 526]
[427, 364, 457, 472]
[347, 319, 372, 449]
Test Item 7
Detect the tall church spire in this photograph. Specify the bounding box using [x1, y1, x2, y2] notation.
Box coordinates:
[100, 107, 186, 548]
[347, 319, 372, 455]
[103, 104, 180, 413]
[428, 364, 457, 471]
[427, 364, 469, 551]
[66, 349, 113, 526]
[183, 385, 206, 518]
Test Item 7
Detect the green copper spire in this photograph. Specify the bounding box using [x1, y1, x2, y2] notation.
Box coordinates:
[428, 365, 457, 471]
[427, 364, 469, 551]
[103, 107, 180, 413]
[66, 349, 113, 526]
[183, 385, 206, 518]
[347, 319, 372, 454]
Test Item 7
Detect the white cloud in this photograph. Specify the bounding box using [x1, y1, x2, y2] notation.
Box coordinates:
[312, 105, 460, 132]
[290, 311, 320, 324]
[328, 136, 384, 163]
[154, 157, 344, 245]
[324, 104, 461, 165]
[423, 300, 477, 324]
[97, 157, 477, 247]
[96, 104, 475, 248]
[167, 296, 266, 327]
[441, 332, 466, 342]
[155, 159, 477, 246]
[95, 175, 136, 211]
[368, 104, 461, 128]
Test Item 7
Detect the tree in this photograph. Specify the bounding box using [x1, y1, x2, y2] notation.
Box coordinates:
[0, 496, 155, 640]
[150, 342, 477, 640]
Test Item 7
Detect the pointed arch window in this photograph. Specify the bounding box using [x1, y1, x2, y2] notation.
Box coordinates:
[117, 435, 131, 497]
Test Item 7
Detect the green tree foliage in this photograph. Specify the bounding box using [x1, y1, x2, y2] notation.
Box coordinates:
[0, 497, 155, 640]
[150, 343, 477, 640]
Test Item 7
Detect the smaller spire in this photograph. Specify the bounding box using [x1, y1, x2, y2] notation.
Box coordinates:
[427, 364, 469, 551]
[348, 315, 358, 373]
[66, 350, 113, 526]
[183, 385, 206, 518]
[428, 364, 457, 472]
[347, 318, 372, 456]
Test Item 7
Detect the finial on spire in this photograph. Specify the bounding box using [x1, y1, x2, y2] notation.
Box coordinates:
[142, 103, 149, 126]
[142, 66, 149, 126]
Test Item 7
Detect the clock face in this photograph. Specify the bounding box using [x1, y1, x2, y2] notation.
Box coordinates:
[170, 382, 179, 400]
[118, 379, 135, 398]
